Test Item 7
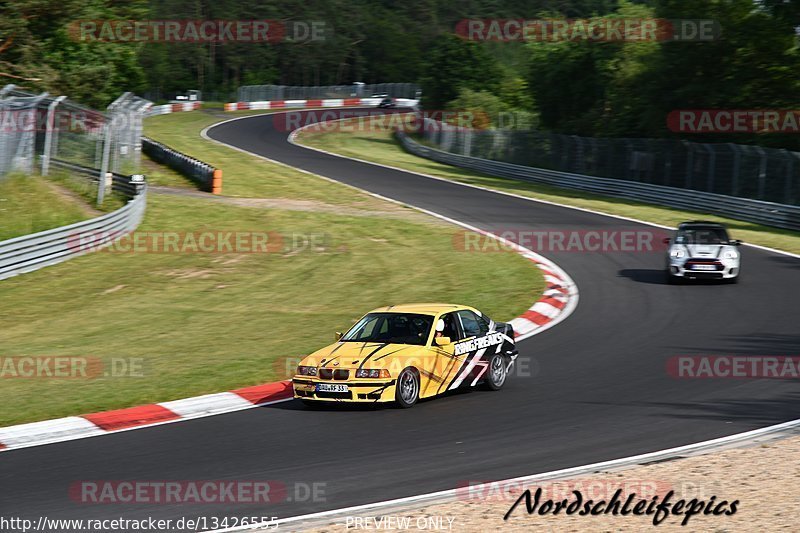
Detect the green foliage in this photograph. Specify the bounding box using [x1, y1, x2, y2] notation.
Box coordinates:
[523, 0, 800, 148]
[420, 33, 502, 109]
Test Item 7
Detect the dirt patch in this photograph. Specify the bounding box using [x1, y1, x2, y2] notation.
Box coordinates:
[40, 178, 103, 217]
[150, 185, 436, 222]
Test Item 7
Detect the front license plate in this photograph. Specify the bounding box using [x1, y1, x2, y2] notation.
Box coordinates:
[691, 264, 716, 271]
[316, 383, 349, 393]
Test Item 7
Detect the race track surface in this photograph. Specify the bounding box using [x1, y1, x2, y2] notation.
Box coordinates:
[3, 109, 798, 528]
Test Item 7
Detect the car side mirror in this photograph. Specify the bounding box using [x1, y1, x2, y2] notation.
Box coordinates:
[730, 239, 742, 246]
[662, 238, 671, 244]
[335, 331, 343, 341]
[434, 336, 451, 346]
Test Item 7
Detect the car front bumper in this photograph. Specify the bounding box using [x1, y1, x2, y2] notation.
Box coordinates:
[292, 377, 397, 402]
[667, 257, 740, 279]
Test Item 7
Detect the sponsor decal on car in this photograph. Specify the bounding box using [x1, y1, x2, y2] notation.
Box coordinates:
[454, 332, 505, 356]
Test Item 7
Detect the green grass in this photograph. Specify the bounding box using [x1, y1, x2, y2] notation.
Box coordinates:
[141, 154, 198, 188]
[0, 173, 94, 241]
[296, 116, 800, 255]
[0, 111, 544, 426]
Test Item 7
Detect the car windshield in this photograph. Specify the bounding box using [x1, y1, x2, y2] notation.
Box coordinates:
[342, 313, 434, 346]
[675, 227, 730, 245]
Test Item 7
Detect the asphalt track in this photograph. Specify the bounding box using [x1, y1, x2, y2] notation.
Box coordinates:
[3, 108, 799, 528]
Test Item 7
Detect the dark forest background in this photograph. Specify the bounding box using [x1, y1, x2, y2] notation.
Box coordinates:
[2, 0, 799, 147]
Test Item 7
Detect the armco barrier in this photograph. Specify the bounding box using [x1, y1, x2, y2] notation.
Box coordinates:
[0, 166, 147, 281]
[397, 128, 800, 232]
[141, 136, 221, 194]
[223, 97, 419, 111]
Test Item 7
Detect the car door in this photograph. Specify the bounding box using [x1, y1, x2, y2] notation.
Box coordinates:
[444, 310, 493, 390]
[422, 312, 465, 397]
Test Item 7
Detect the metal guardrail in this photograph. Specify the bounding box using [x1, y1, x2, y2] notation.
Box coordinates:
[141, 136, 220, 193]
[0, 169, 147, 281]
[237, 83, 420, 102]
[397, 130, 800, 232]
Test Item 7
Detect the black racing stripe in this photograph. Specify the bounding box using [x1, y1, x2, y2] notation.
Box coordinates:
[419, 369, 442, 383]
[443, 349, 483, 392]
[373, 346, 410, 361]
[357, 343, 389, 370]
[436, 355, 461, 395]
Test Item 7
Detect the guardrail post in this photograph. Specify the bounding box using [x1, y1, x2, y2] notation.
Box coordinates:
[754, 145, 767, 200]
[683, 141, 694, 190]
[704, 144, 716, 192]
[98, 114, 114, 205]
[728, 143, 741, 197]
[783, 150, 795, 205]
[41, 96, 67, 176]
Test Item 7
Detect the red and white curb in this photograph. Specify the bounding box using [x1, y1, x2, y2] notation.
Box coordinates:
[0, 382, 291, 452]
[223, 97, 418, 112]
[146, 101, 202, 117]
[0, 108, 576, 453]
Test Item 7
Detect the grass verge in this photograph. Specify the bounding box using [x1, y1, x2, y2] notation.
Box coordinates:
[0, 111, 543, 426]
[296, 117, 800, 255]
[0, 173, 95, 241]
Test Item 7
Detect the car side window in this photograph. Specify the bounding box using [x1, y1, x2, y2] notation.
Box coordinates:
[439, 312, 462, 341]
[457, 310, 489, 338]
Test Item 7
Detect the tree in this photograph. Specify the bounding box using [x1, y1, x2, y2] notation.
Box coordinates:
[420, 33, 502, 109]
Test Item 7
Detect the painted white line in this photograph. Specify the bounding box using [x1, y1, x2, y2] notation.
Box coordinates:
[159, 392, 253, 418]
[0, 107, 572, 453]
[286, 114, 799, 260]
[529, 301, 562, 319]
[0, 417, 104, 448]
[203, 111, 579, 343]
[0, 396, 293, 453]
[211, 417, 800, 532]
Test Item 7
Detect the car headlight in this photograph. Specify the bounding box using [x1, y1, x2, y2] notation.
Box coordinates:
[297, 365, 317, 376]
[723, 251, 738, 259]
[669, 249, 685, 258]
[355, 369, 390, 378]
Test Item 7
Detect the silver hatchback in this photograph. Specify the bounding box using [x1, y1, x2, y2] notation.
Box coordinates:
[664, 222, 742, 283]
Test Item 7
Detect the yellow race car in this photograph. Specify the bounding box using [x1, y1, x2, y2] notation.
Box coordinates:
[292, 303, 518, 408]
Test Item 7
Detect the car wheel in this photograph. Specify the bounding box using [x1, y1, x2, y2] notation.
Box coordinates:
[484, 353, 507, 391]
[666, 270, 678, 284]
[395, 367, 419, 408]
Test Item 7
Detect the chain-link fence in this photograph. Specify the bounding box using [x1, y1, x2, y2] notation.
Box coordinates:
[421, 121, 800, 206]
[0, 85, 151, 204]
[237, 83, 420, 102]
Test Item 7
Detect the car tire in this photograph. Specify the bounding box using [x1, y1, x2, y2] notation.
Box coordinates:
[301, 399, 319, 409]
[483, 353, 507, 391]
[666, 270, 679, 285]
[395, 367, 419, 408]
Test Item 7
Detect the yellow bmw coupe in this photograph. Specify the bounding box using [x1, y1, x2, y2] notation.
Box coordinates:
[292, 303, 518, 408]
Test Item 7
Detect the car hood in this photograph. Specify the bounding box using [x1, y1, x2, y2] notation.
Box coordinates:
[301, 342, 418, 369]
[673, 243, 735, 257]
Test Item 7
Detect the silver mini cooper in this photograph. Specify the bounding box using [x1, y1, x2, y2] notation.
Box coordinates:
[665, 222, 742, 283]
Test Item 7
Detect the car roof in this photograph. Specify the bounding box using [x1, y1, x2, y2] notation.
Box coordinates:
[678, 221, 727, 229]
[368, 303, 471, 315]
